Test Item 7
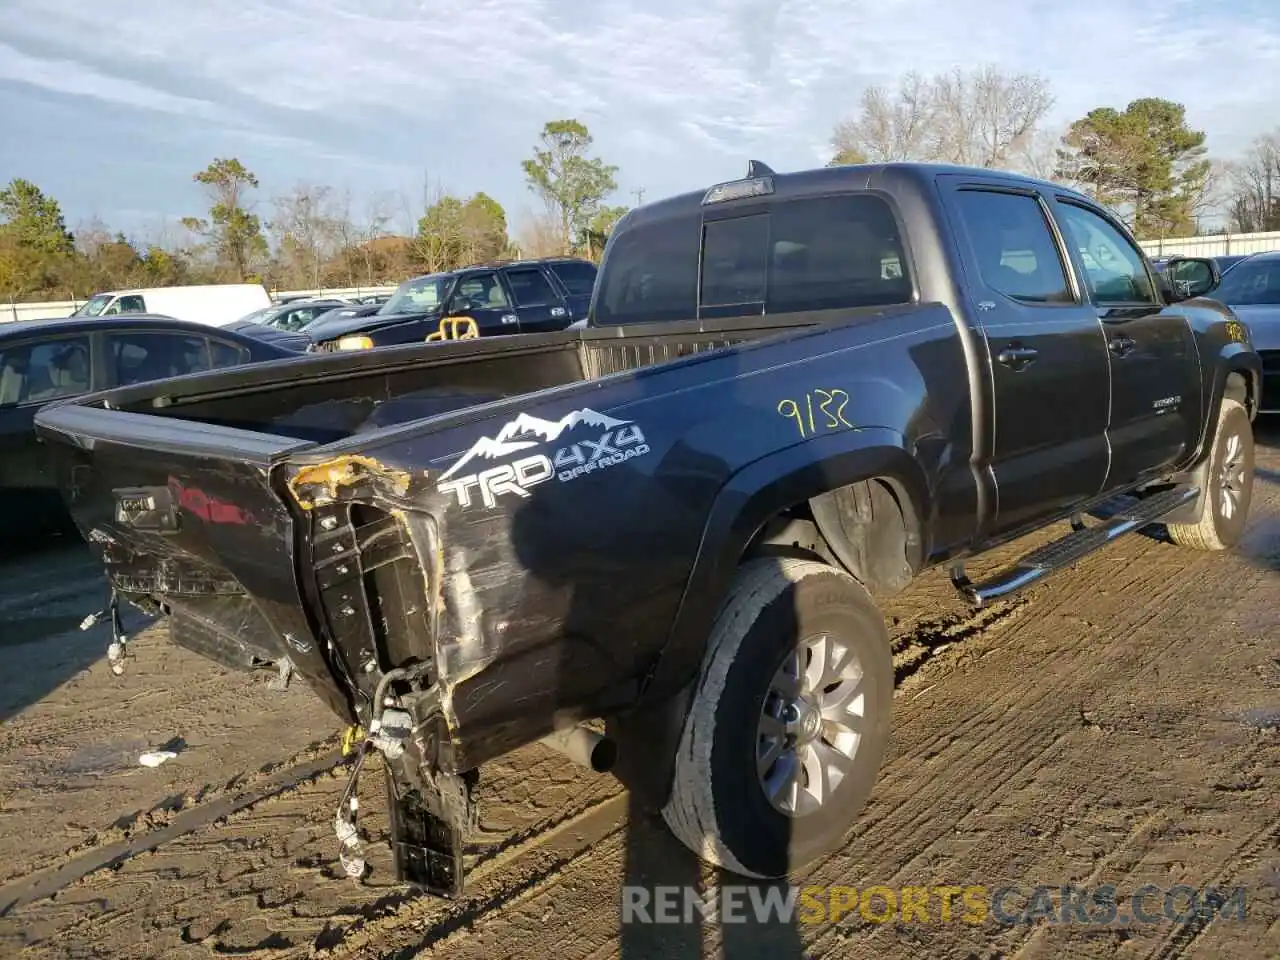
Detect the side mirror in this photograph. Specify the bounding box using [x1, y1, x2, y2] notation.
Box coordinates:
[1163, 256, 1220, 302]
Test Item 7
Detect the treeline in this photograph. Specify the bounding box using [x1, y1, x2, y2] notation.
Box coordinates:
[0, 119, 623, 302]
[3, 67, 1279, 303]
[829, 65, 1280, 239]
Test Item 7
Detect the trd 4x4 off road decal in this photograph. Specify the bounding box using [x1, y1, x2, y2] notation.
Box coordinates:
[435, 407, 651, 509]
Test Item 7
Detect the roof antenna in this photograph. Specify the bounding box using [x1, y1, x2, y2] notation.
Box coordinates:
[746, 160, 776, 178]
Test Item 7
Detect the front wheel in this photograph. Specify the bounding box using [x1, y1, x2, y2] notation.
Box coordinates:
[1166, 397, 1254, 551]
[662, 557, 894, 878]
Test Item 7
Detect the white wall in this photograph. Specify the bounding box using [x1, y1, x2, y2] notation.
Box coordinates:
[1, 285, 400, 325]
[1137, 230, 1280, 258]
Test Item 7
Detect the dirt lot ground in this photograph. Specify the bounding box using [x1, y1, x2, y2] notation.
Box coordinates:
[0, 424, 1277, 960]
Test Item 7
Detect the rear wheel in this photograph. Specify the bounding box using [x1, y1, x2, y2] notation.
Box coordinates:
[661, 557, 893, 878]
[1166, 397, 1254, 551]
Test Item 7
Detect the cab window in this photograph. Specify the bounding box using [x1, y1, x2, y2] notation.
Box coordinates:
[102, 294, 147, 315]
[1053, 201, 1157, 305]
[0, 336, 92, 405]
[449, 272, 509, 311]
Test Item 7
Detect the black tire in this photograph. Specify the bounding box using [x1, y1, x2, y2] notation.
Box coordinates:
[661, 557, 893, 878]
[1166, 398, 1254, 551]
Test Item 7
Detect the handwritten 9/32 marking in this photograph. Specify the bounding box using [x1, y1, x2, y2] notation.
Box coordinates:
[777, 389, 855, 438]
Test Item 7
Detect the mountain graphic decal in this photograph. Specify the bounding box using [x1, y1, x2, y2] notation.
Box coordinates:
[438, 408, 631, 482]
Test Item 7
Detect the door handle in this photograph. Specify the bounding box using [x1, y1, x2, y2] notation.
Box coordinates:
[1109, 335, 1136, 357]
[996, 344, 1038, 371]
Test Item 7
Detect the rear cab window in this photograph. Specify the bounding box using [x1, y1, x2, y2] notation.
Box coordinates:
[593, 190, 913, 324]
[0, 336, 92, 405]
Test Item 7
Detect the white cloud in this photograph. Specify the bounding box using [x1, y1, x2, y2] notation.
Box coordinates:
[1, 0, 1278, 221]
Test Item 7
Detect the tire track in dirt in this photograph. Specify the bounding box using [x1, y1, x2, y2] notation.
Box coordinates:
[796, 522, 1274, 959]
[0, 748, 345, 916]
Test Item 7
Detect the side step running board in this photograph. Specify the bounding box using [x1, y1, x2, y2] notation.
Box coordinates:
[952, 485, 1200, 608]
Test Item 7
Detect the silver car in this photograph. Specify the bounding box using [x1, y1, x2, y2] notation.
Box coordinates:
[1208, 251, 1280, 414]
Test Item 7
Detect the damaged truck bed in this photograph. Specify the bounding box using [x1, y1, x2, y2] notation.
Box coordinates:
[34, 161, 1260, 897]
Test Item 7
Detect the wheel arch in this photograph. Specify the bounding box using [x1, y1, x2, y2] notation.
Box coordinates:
[610, 430, 927, 813]
[660, 428, 929, 693]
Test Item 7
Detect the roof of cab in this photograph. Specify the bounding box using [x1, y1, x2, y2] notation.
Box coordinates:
[617, 160, 1094, 233]
[0, 313, 234, 342]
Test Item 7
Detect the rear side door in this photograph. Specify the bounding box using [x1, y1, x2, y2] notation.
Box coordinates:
[1049, 199, 1202, 487]
[940, 178, 1111, 536]
[544, 260, 598, 321]
[503, 266, 573, 332]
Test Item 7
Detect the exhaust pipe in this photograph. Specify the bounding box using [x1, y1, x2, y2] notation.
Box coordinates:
[539, 723, 617, 773]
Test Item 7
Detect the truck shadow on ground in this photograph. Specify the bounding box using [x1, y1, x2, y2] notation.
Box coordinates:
[507, 492, 811, 958]
[0, 532, 155, 724]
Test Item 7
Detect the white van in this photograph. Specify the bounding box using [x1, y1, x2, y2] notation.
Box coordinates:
[68, 284, 273, 327]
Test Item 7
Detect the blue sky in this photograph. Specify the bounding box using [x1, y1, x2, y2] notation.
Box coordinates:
[2, 0, 1278, 242]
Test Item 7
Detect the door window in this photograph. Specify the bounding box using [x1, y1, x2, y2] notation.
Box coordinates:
[450, 272, 510, 311]
[106, 332, 212, 386]
[951, 190, 1073, 304]
[503, 269, 558, 306]
[0, 336, 92, 405]
[548, 260, 598, 296]
[1053, 201, 1157, 305]
[102, 294, 146, 315]
[210, 339, 249, 368]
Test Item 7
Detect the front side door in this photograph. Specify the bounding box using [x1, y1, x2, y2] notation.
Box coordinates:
[1049, 199, 1202, 489]
[941, 179, 1111, 536]
[445, 271, 519, 336]
[503, 266, 572, 332]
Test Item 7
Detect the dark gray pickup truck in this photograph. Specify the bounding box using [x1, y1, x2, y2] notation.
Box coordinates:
[34, 161, 1260, 897]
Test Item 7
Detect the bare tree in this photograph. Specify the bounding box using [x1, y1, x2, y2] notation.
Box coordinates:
[1223, 129, 1280, 233]
[356, 190, 395, 285]
[514, 208, 566, 258]
[270, 182, 341, 289]
[831, 66, 1054, 171]
[930, 66, 1055, 167]
[831, 71, 936, 162]
[1008, 126, 1067, 182]
[72, 216, 113, 258]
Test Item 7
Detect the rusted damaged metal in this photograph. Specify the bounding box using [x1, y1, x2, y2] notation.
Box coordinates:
[286, 454, 412, 510]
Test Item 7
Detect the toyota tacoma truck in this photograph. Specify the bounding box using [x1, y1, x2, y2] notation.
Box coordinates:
[33, 161, 1261, 896]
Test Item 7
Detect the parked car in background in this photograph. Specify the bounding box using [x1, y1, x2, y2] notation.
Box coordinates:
[1213, 254, 1251, 276]
[0, 314, 304, 541]
[305, 257, 598, 351]
[301, 301, 384, 329]
[1199, 251, 1280, 412]
[238, 297, 353, 332]
[69, 283, 272, 326]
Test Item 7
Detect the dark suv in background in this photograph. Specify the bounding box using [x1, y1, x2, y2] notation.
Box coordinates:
[305, 257, 598, 351]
